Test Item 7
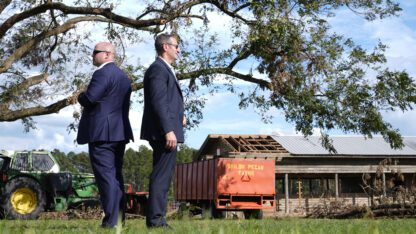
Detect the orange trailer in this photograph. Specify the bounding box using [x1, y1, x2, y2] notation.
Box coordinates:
[174, 158, 275, 218]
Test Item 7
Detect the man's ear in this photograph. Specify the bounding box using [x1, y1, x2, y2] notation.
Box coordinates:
[162, 43, 169, 52]
[105, 52, 111, 59]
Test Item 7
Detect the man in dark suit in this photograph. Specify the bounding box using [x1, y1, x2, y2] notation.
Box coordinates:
[141, 33, 185, 228]
[76, 42, 134, 228]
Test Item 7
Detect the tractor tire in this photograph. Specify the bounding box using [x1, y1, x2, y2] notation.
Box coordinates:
[0, 177, 46, 220]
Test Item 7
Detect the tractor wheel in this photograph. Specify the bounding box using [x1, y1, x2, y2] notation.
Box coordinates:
[1, 177, 46, 220]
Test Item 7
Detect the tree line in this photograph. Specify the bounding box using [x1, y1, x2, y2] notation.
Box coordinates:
[51, 144, 197, 192]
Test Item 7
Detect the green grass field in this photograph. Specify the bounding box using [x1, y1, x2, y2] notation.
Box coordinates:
[1, 217, 416, 234]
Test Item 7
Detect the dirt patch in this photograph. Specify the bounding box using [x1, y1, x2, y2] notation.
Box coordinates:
[39, 206, 103, 220]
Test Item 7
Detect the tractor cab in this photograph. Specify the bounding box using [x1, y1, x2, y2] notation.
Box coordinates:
[0, 150, 12, 170]
[9, 151, 60, 173]
[0, 156, 10, 172]
[0, 153, 11, 183]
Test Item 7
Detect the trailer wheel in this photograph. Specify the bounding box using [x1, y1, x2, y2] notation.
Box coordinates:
[243, 209, 263, 219]
[211, 203, 225, 219]
[200, 203, 212, 219]
[1, 177, 46, 220]
[126, 194, 147, 216]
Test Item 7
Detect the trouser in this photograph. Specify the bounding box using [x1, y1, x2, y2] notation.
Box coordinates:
[89, 141, 126, 227]
[146, 140, 177, 227]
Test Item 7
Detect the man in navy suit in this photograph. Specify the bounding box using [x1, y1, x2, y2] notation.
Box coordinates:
[76, 42, 134, 228]
[141, 33, 185, 228]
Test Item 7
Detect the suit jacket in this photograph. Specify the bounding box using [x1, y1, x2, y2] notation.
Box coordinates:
[77, 62, 134, 144]
[140, 57, 185, 143]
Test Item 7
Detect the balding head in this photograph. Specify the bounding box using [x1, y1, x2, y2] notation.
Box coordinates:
[92, 42, 116, 67]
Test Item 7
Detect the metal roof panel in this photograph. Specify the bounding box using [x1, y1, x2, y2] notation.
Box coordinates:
[271, 136, 416, 156]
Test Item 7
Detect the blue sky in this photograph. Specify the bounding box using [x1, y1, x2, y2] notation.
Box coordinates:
[0, 1, 415, 153]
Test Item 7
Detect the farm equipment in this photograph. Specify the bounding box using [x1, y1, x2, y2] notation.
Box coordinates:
[0, 150, 147, 220]
[125, 183, 147, 216]
[175, 157, 275, 219]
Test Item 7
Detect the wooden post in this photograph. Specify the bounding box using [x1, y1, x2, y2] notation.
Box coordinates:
[298, 177, 302, 209]
[285, 173, 289, 214]
[335, 173, 339, 199]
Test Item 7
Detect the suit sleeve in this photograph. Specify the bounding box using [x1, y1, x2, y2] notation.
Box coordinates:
[78, 69, 109, 108]
[146, 65, 174, 135]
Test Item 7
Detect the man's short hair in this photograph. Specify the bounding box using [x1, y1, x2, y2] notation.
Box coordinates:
[155, 33, 177, 55]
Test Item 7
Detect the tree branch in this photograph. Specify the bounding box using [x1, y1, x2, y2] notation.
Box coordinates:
[0, 2, 167, 39]
[233, 3, 251, 14]
[1, 73, 49, 109]
[136, 0, 252, 24]
[207, 0, 253, 24]
[0, 16, 108, 74]
[138, 1, 206, 20]
[177, 67, 272, 90]
[132, 82, 144, 91]
[0, 0, 12, 15]
[228, 48, 252, 69]
[1, 0, 252, 42]
[0, 98, 69, 121]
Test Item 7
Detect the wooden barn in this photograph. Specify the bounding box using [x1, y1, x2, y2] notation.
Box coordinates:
[196, 134, 416, 216]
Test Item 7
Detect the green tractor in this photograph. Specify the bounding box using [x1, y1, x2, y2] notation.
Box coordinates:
[0, 150, 148, 220]
[0, 150, 100, 219]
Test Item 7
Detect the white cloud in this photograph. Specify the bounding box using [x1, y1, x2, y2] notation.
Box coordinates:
[383, 110, 416, 136]
[125, 108, 151, 150]
[258, 127, 323, 136]
[113, 0, 147, 17]
[0, 106, 149, 153]
[202, 91, 233, 107]
[200, 119, 257, 132]
[364, 19, 416, 58]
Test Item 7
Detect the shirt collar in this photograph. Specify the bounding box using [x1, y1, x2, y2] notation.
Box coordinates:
[96, 61, 113, 70]
[158, 56, 174, 70]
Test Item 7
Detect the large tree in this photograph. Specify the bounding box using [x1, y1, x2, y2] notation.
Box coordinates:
[1, 0, 415, 150]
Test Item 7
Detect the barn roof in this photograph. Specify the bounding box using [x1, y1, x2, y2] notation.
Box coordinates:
[271, 135, 416, 156]
[196, 134, 416, 159]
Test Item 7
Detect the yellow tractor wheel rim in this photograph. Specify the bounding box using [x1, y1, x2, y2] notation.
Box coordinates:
[11, 188, 37, 214]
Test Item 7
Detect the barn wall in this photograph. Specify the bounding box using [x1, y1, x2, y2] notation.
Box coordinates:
[274, 194, 370, 216]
